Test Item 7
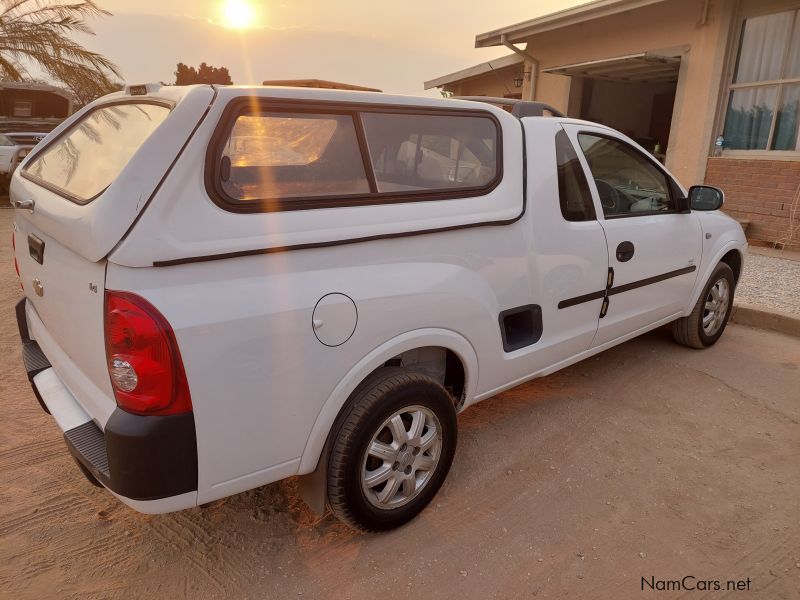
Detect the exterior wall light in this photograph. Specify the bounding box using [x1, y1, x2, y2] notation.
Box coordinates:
[513, 72, 531, 88]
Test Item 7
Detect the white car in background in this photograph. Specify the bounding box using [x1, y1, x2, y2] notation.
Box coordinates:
[0, 132, 46, 175]
[11, 84, 747, 532]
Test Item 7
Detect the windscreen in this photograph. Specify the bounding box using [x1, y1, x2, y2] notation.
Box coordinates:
[23, 102, 170, 203]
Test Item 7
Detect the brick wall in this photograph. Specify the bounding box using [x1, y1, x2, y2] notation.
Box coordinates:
[705, 158, 800, 251]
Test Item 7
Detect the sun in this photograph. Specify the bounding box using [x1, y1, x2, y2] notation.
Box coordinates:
[221, 0, 256, 29]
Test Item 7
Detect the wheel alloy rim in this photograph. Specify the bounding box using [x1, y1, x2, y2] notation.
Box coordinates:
[703, 277, 730, 337]
[360, 405, 442, 509]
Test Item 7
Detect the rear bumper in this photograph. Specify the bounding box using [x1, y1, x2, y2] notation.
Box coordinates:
[16, 298, 198, 509]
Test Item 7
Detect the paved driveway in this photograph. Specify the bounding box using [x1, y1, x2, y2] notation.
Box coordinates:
[0, 208, 798, 599]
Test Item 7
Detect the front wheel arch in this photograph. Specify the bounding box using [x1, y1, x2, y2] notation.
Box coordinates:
[684, 242, 744, 315]
[720, 249, 743, 283]
[672, 261, 735, 348]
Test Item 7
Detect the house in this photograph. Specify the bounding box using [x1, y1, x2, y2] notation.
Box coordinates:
[425, 0, 800, 250]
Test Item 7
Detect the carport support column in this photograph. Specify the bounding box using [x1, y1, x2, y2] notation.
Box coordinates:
[524, 58, 538, 101]
[501, 34, 538, 101]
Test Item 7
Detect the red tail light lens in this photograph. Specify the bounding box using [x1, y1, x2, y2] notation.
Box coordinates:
[104, 291, 192, 416]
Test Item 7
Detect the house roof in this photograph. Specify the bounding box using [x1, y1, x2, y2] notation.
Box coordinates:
[0, 80, 74, 101]
[542, 52, 681, 83]
[474, 0, 669, 47]
[423, 53, 523, 90]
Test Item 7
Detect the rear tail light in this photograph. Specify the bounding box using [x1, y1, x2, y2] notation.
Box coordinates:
[104, 291, 192, 416]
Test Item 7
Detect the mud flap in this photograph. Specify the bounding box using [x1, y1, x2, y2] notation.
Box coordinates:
[298, 445, 330, 517]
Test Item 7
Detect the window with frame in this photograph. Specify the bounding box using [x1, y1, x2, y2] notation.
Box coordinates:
[578, 133, 674, 217]
[721, 8, 800, 151]
[12, 100, 33, 117]
[360, 112, 498, 193]
[220, 112, 370, 201]
[23, 102, 171, 203]
[555, 129, 595, 221]
[212, 105, 501, 210]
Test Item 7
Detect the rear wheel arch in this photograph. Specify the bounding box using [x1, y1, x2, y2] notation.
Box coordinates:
[297, 329, 477, 475]
[377, 346, 466, 408]
[325, 366, 458, 531]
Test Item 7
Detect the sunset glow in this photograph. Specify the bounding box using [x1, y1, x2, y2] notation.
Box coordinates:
[220, 0, 256, 29]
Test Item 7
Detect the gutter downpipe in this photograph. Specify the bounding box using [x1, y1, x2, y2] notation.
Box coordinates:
[699, 0, 711, 25]
[501, 34, 539, 101]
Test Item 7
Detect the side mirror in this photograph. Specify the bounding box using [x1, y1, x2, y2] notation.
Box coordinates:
[688, 185, 724, 211]
[675, 194, 691, 213]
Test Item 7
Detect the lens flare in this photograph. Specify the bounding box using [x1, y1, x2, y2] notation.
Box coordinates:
[221, 0, 256, 29]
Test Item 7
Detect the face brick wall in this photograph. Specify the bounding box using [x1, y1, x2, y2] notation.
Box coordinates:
[705, 158, 800, 251]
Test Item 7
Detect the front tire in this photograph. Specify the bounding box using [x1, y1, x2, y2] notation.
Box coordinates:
[672, 262, 735, 349]
[326, 367, 457, 532]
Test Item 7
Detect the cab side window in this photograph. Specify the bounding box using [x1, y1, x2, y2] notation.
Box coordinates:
[555, 129, 595, 221]
[577, 133, 674, 217]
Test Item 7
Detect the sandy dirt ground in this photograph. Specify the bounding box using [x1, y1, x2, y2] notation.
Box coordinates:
[0, 208, 798, 599]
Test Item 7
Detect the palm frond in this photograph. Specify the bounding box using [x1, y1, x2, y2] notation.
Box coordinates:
[0, 0, 120, 103]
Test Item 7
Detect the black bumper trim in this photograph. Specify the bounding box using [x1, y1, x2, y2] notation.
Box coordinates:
[22, 339, 51, 379]
[16, 297, 29, 341]
[64, 421, 110, 479]
[17, 299, 52, 414]
[63, 410, 199, 502]
[22, 340, 52, 414]
[17, 299, 198, 501]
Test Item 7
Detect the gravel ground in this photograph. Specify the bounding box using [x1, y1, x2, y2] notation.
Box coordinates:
[736, 252, 800, 316]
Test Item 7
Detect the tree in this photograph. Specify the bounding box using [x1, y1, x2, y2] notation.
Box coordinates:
[174, 62, 232, 86]
[0, 0, 121, 105]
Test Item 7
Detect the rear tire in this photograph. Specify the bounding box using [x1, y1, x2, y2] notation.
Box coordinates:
[672, 262, 735, 349]
[326, 367, 457, 532]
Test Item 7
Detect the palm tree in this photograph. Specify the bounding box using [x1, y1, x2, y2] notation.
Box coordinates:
[0, 0, 121, 104]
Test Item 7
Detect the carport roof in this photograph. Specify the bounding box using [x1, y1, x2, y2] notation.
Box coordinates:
[542, 52, 681, 83]
[475, 0, 670, 47]
[423, 53, 523, 90]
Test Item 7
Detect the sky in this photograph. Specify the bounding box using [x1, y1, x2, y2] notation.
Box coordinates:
[73, 0, 588, 96]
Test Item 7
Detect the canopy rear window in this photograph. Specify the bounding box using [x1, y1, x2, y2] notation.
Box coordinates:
[23, 102, 171, 204]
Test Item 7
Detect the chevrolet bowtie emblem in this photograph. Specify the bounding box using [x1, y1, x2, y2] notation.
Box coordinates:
[32, 278, 44, 297]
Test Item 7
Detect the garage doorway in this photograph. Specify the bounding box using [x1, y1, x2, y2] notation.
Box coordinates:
[547, 52, 681, 163]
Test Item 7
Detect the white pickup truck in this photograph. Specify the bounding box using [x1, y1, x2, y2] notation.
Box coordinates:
[12, 84, 746, 531]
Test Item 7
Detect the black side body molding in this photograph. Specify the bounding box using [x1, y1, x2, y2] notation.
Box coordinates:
[557, 289, 606, 310]
[608, 266, 696, 297]
[558, 266, 697, 310]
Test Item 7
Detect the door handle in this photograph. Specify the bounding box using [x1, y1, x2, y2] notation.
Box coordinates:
[616, 241, 635, 262]
[12, 198, 34, 211]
